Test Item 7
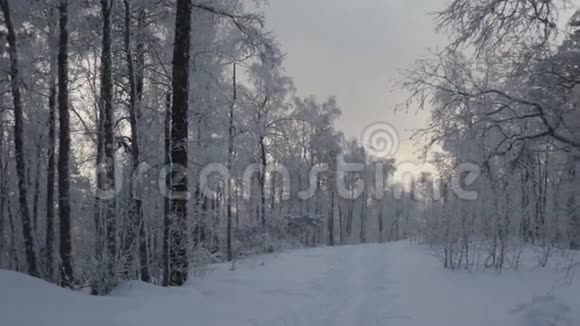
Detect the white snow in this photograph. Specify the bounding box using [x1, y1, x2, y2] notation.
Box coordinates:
[1, 242, 579, 326]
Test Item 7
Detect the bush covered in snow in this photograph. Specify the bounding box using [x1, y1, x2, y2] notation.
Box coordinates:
[231, 215, 322, 258]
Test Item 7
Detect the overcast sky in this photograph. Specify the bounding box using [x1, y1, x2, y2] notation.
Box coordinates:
[263, 0, 448, 164]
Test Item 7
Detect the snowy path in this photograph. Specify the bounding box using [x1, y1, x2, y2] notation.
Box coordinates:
[256, 244, 408, 326]
[1, 242, 579, 326]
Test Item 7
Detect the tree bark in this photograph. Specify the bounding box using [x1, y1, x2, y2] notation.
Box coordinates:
[162, 92, 171, 287]
[568, 154, 579, 249]
[259, 136, 267, 226]
[1, 0, 39, 278]
[45, 74, 56, 280]
[360, 191, 367, 244]
[328, 190, 335, 246]
[378, 200, 384, 243]
[167, 0, 191, 286]
[122, 0, 150, 282]
[99, 0, 117, 292]
[57, 0, 74, 287]
[45, 7, 58, 281]
[226, 63, 236, 262]
[0, 100, 6, 267]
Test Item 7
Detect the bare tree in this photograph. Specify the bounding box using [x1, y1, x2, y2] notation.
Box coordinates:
[226, 63, 237, 262]
[1, 0, 39, 278]
[57, 0, 73, 287]
[45, 7, 58, 281]
[167, 0, 192, 286]
[122, 0, 150, 282]
[95, 0, 118, 293]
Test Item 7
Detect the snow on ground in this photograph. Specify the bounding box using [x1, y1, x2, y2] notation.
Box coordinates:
[1, 242, 579, 326]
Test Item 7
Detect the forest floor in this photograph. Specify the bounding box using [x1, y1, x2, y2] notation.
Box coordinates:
[1, 241, 579, 326]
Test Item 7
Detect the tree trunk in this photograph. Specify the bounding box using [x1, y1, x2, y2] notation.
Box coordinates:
[99, 0, 118, 292]
[0, 102, 6, 267]
[568, 154, 579, 249]
[259, 136, 267, 226]
[1, 0, 39, 278]
[360, 191, 367, 244]
[162, 92, 171, 287]
[134, 8, 149, 283]
[226, 63, 236, 262]
[57, 0, 73, 287]
[32, 156, 41, 234]
[346, 198, 354, 237]
[328, 190, 335, 246]
[45, 72, 56, 280]
[7, 195, 18, 270]
[167, 0, 191, 286]
[378, 200, 384, 243]
[338, 200, 344, 244]
[122, 0, 150, 282]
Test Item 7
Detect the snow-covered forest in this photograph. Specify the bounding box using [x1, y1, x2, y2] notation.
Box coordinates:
[0, 0, 413, 291]
[402, 0, 580, 272]
[0, 0, 579, 325]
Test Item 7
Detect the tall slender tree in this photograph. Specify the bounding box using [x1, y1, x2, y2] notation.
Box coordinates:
[226, 63, 237, 262]
[162, 91, 171, 287]
[167, 0, 192, 286]
[57, 0, 73, 287]
[1, 0, 39, 277]
[122, 0, 150, 282]
[45, 7, 58, 281]
[98, 0, 117, 292]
